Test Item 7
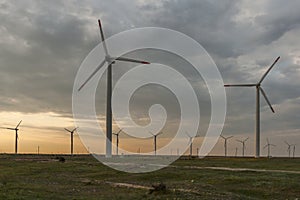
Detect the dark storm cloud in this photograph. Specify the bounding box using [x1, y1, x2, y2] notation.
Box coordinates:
[254, 0, 300, 45]
[0, 0, 96, 113]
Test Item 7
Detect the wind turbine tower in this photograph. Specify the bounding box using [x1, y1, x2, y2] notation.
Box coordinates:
[292, 145, 296, 158]
[264, 138, 276, 158]
[149, 131, 163, 156]
[185, 132, 194, 157]
[112, 129, 122, 155]
[285, 141, 292, 158]
[225, 57, 280, 158]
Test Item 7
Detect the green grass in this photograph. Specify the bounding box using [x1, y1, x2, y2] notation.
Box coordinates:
[0, 154, 299, 199]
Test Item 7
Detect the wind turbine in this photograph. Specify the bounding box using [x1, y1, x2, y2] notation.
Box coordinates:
[64, 127, 78, 156]
[220, 135, 233, 157]
[112, 129, 122, 155]
[78, 19, 150, 157]
[224, 56, 280, 158]
[0, 120, 22, 154]
[185, 132, 194, 157]
[263, 138, 276, 158]
[236, 137, 249, 157]
[285, 141, 292, 158]
[149, 131, 163, 156]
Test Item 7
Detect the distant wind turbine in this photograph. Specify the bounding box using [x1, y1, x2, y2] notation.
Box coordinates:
[112, 129, 122, 156]
[285, 141, 292, 158]
[149, 131, 163, 156]
[225, 57, 280, 158]
[78, 19, 150, 157]
[220, 135, 233, 157]
[236, 137, 249, 157]
[185, 131, 194, 157]
[264, 138, 276, 158]
[0, 120, 22, 154]
[64, 127, 78, 156]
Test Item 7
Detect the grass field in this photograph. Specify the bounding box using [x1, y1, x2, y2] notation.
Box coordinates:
[0, 154, 299, 199]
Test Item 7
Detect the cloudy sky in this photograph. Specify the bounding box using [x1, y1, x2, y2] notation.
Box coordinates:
[0, 0, 299, 156]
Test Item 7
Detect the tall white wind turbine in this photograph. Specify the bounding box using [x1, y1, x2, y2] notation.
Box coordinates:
[78, 19, 150, 157]
[225, 57, 280, 158]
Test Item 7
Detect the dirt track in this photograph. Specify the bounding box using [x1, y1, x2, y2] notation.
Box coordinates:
[173, 165, 300, 174]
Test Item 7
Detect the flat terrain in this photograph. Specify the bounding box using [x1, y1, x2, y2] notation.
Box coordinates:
[0, 154, 299, 199]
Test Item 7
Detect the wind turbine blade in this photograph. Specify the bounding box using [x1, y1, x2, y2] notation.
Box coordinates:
[284, 141, 290, 146]
[259, 56, 280, 84]
[0, 127, 10, 129]
[98, 19, 109, 56]
[7, 128, 15, 130]
[71, 127, 78, 132]
[263, 144, 268, 149]
[224, 84, 256, 87]
[220, 135, 225, 139]
[259, 87, 275, 113]
[227, 136, 234, 139]
[149, 131, 154, 136]
[15, 120, 22, 129]
[113, 57, 150, 64]
[271, 144, 276, 147]
[244, 137, 249, 142]
[78, 59, 106, 91]
[185, 131, 191, 138]
[194, 134, 200, 138]
[116, 129, 123, 135]
[156, 132, 163, 136]
[64, 128, 72, 133]
[236, 139, 243, 143]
